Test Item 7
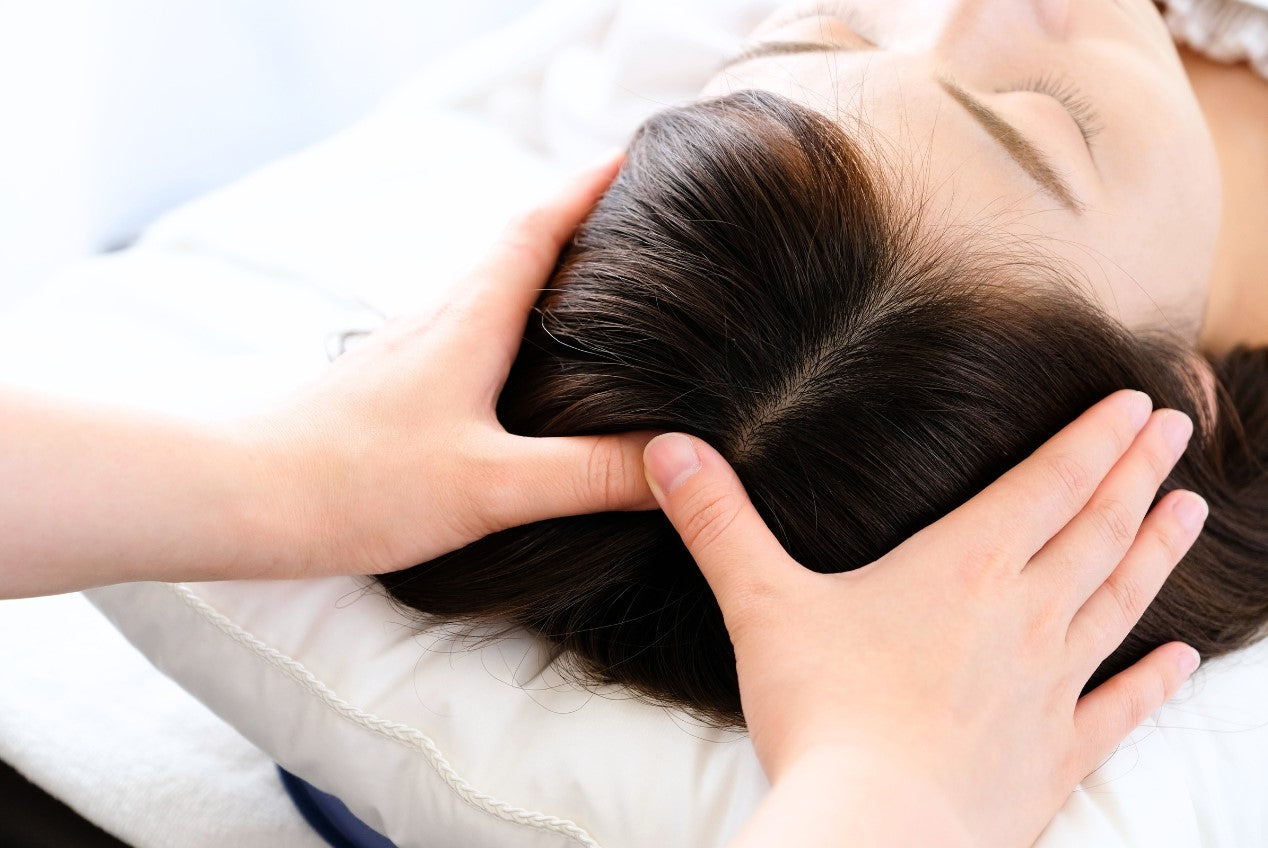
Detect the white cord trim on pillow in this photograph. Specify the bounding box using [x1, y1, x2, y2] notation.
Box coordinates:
[167, 583, 601, 848]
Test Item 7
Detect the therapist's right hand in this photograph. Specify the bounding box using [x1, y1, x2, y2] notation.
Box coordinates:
[643, 390, 1207, 848]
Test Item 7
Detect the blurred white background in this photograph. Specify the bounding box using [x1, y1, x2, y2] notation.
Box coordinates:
[0, 0, 536, 311]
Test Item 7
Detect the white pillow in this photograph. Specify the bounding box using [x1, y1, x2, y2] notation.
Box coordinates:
[87, 578, 765, 848]
[85, 575, 1268, 848]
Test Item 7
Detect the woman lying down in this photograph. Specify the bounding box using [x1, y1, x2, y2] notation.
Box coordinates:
[2, 2, 1259, 845]
[380, 0, 1268, 727]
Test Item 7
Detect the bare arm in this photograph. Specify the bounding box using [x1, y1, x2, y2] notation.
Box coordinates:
[0, 155, 654, 599]
[0, 392, 284, 596]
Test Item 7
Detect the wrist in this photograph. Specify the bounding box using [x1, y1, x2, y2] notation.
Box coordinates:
[737, 745, 975, 848]
[215, 414, 346, 581]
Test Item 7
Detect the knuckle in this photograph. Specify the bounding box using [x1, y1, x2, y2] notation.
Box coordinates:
[579, 440, 637, 510]
[501, 212, 558, 266]
[1091, 498, 1137, 550]
[959, 537, 1014, 581]
[676, 483, 744, 554]
[1044, 453, 1092, 513]
[1116, 686, 1149, 732]
[431, 288, 479, 331]
[1108, 572, 1150, 629]
[1027, 582, 1070, 636]
[1123, 674, 1165, 726]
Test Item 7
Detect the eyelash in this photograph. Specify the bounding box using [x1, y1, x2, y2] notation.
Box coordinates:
[1015, 73, 1103, 145]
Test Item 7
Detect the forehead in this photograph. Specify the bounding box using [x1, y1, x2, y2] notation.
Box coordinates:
[705, 52, 1075, 227]
[699, 47, 1219, 339]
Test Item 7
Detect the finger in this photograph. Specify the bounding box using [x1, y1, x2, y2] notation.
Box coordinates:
[1029, 409, 1192, 607]
[643, 434, 804, 618]
[1067, 489, 1208, 663]
[481, 431, 659, 530]
[465, 152, 625, 337]
[354, 155, 622, 365]
[944, 390, 1154, 566]
[1072, 641, 1200, 778]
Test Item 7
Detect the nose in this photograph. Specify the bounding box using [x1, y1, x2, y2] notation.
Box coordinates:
[1033, 0, 1073, 37]
[928, 0, 1070, 65]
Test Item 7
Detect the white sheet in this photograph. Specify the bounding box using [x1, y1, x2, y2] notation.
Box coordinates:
[0, 591, 327, 848]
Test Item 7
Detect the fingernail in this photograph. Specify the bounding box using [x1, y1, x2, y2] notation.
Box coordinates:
[1161, 410, 1194, 458]
[1177, 645, 1201, 677]
[646, 433, 701, 495]
[1120, 390, 1153, 430]
[1172, 492, 1209, 534]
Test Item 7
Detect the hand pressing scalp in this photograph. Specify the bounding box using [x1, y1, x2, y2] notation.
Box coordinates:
[240, 153, 659, 577]
[0, 155, 654, 596]
[644, 393, 1205, 847]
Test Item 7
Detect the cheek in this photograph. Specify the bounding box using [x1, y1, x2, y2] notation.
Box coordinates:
[1101, 50, 1222, 213]
[1121, 129, 1220, 331]
[1087, 80, 1221, 330]
[1051, 218, 1212, 340]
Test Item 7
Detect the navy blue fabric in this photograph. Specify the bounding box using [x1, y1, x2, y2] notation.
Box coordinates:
[277, 766, 398, 848]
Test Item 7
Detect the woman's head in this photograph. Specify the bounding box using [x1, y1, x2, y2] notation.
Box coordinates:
[380, 89, 1267, 726]
[706, 0, 1222, 342]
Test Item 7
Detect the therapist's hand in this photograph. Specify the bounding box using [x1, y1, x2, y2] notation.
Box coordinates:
[0, 155, 652, 598]
[243, 154, 655, 576]
[644, 391, 1206, 848]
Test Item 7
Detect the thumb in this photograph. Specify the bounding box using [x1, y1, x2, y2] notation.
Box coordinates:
[644, 434, 802, 614]
[486, 431, 659, 528]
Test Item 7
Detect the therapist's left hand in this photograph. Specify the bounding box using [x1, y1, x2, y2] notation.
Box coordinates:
[241, 154, 655, 576]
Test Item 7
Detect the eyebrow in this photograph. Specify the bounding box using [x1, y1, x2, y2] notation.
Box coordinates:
[937, 79, 1081, 213]
[721, 42, 1083, 213]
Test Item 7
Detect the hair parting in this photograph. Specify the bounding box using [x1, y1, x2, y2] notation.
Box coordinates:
[379, 90, 1268, 727]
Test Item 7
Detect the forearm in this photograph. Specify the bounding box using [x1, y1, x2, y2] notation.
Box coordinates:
[730, 748, 975, 848]
[0, 389, 295, 597]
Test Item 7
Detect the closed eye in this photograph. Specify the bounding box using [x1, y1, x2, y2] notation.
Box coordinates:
[1010, 73, 1103, 146]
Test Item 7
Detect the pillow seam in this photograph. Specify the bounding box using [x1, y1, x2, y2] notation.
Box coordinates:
[166, 582, 600, 848]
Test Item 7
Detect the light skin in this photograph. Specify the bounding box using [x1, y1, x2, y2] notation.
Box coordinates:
[704, 0, 1266, 352]
[0, 161, 1207, 846]
[1180, 46, 1268, 352]
[645, 396, 1205, 847]
[0, 157, 657, 599]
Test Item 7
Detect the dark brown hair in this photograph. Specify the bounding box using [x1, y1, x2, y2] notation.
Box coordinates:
[379, 91, 1268, 727]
